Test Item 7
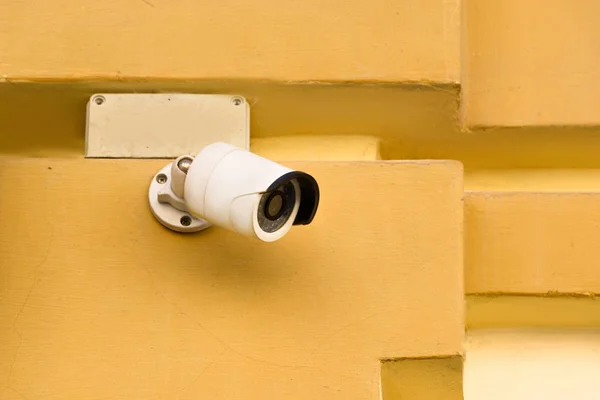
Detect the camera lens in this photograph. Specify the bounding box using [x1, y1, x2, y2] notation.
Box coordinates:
[257, 181, 296, 232]
[265, 191, 286, 221]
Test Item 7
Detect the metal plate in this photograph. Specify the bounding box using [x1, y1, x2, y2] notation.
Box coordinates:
[86, 94, 249, 158]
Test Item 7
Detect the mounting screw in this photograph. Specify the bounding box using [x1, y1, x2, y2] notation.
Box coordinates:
[232, 97, 243, 106]
[156, 173, 167, 184]
[177, 157, 193, 174]
[94, 96, 105, 105]
[180, 215, 192, 226]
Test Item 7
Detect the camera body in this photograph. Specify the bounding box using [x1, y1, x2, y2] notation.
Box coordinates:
[149, 142, 319, 242]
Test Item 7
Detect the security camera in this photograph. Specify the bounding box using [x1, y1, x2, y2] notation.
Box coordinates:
[148, 142, 319, 242]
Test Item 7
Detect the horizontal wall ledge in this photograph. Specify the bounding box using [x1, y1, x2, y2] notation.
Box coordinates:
[465, 191, 600, 294]
[466, 295, 600, 330]
[251, 135, 382, 161]
[6, 81, 600, 169]
[465, 169, 600, 192]
[0, 80, 458, 160]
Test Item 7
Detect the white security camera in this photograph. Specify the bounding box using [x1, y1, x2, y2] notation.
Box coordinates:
[148, 142, 319, 242]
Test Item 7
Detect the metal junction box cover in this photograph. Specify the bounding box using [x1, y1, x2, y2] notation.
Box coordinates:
[85, 94, 250, 158]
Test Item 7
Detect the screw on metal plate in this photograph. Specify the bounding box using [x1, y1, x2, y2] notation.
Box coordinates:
[94, 95, 106, 105]
[232, 96, 243, 106]
[156, 173, 167, 184]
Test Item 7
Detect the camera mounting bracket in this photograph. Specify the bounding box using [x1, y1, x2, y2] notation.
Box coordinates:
[149, 156, 211, 233]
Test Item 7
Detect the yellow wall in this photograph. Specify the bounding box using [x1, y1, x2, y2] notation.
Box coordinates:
[0, 0, 459, 82]
[2, 0, 600, 399]
[465, 329, 600, 400]
[0, 159, 464, 399]
[462, 0, 600, 127]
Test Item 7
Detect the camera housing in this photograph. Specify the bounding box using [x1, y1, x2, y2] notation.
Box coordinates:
[149, 142, 319, 242]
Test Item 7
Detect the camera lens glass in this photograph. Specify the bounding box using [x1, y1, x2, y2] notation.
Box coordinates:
[265, 191, 286, 221]
[257, 181, 296, 232]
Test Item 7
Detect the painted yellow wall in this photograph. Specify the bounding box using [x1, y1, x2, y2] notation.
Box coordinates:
[4, 0, 600, 167]
[382, 357, 463, 400]
[465, 192, 600, 294]
[3, 0, 600, 398]
[467, 296, 600, 330]
[465, 329, 600, 400]
[0, 0, 459, 82]
[0, 158, 464, 399]
[0, 81, 460, 163]
[251, 136, 382, 161]
[462, 0, 600, 127]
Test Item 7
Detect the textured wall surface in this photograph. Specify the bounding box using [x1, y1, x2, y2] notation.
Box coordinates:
[0, 159, 463, 399]
[462, 0, 600, 126]
[2, 0, 600, 398]
[0, 0, 459, 82]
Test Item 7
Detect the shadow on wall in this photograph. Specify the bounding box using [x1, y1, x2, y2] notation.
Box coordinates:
[0, 80, 458, 161]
